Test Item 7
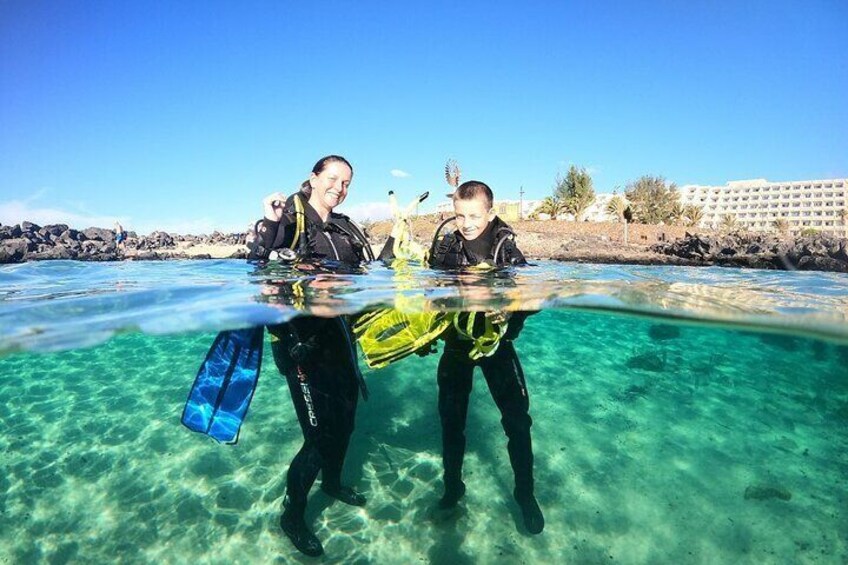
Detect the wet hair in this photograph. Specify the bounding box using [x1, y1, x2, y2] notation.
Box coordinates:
[312, 154, 353, 176]
[301, 155, 354, 191]
[453, 180, 493, 209]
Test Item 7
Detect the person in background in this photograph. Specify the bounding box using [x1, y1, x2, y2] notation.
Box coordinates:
[114, 221, 127, 251]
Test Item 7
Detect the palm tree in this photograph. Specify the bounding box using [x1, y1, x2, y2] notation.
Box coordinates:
[772, 218, 790, 236]
[668, 201, 686, 226]
[683, 205, 704, 227]
[606, 195, 627, 222]
[534, 196, 566, 220]
[719, 214, 738, 231]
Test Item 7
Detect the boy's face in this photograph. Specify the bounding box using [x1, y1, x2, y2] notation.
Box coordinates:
[453, 196, 495, 241]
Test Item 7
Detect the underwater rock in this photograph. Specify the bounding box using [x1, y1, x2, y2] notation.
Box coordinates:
[626, 350, 666, 372]
[743, 484, 792, 501]
[758, 334, 799, 352]
[618, 384, 650, 402]
[648, 324, 681, 341]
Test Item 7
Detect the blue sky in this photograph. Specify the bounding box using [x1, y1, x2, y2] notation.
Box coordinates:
[1, 1, 846, 233]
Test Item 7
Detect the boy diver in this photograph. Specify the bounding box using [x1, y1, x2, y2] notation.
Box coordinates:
[384, 180, 544, 534]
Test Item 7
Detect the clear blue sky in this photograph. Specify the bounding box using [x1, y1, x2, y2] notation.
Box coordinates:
[2, 1, 846, 233]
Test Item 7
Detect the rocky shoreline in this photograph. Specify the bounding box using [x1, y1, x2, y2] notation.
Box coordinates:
[650, 231, 848, 272]
[0, 222, 248, 263]
[1, 220, 846, 273]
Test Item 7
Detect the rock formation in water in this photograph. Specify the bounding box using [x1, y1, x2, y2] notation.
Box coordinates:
[651, 231, 848, 272]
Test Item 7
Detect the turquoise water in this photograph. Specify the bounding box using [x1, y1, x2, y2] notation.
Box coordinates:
[1, 260, 846, 563]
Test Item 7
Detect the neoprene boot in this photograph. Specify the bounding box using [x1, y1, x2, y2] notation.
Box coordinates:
[438, 479, 466, 509]
[321, 484, 366, 506]
[280, 496, 323, 557]
[514, 488, 544, 534]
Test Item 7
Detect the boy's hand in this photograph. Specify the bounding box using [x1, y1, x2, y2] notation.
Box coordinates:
[485, 310, 512, 325]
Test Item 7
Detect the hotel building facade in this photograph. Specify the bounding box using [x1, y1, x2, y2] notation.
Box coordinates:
[679, 178, 848, 237]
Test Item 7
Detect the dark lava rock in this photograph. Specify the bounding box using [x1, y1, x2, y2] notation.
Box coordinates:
[4, 219, 248, 262]
[653, 232, 848, 273]
[131, 251, 163, 260]
[148, 231, 175, 248]
[32, 244, 77, 260]
[82, 227, 115, 242]
[43, 224, 69, 237]
[0, 224, 23, 239]
[58, 228, 84, 242]
[0, 238, 29, 263]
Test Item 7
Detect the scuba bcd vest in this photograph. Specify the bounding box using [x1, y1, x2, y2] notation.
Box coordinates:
[429, 217, 521, 269]
[265, 191, 374, 263]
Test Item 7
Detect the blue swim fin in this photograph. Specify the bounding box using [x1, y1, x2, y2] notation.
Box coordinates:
[181, 327, 264, 444]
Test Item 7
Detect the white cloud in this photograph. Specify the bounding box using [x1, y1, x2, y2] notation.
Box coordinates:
[390, 169, 411, 178]
[0, 199, 129, 231]
[0, 198, 247, 236]
[343, 201, 393, 223]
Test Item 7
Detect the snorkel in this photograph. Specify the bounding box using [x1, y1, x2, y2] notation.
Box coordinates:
[389, 190, 430, 263]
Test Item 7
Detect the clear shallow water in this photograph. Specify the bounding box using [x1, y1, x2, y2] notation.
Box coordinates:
[0, 260, 847, 563]
[2, 260, 847, 353]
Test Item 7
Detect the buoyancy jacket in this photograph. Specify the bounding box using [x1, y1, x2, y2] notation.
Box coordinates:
[248, 192, 372, 264]
[428, 216, 527, 269]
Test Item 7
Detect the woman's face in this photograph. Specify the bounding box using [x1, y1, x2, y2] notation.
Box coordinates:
[309, 161, 352, 214]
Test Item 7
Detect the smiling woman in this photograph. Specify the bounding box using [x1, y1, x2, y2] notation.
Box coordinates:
[242, 154, 374, 557]
[304, 156, 353, 221]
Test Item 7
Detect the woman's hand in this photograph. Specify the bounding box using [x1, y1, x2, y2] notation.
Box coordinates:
[262, 192, 287, 221]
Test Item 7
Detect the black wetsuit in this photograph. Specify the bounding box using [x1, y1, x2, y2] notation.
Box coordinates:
[428, 217, 537, 501]
[248, 192, 370, 521]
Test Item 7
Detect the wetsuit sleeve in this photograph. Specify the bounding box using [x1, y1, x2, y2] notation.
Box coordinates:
[504, 310, 536, 341]
[428, 234, 454, 268]
[503, 239, 528, 266]
[247, 216, 297, 260]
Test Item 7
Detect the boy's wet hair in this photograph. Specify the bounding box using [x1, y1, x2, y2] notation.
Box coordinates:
[453, 180, 493, 209]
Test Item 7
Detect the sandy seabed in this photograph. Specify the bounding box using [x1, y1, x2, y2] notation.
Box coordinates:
[0, 310, 845, 564]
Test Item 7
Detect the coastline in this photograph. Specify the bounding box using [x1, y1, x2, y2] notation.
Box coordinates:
[1, 219, 846, 273]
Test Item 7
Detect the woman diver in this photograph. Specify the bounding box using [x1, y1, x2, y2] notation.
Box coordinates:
[248, 155, 374, 557]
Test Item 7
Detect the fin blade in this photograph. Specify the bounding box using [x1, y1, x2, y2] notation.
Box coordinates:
[182, 327, 264, 444]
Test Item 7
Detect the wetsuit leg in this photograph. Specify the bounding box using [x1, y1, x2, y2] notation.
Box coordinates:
[270, 319, 359, 513]
[317, 319, 359, 491]
[479, 341, 535, 497]
[437, 347, 475, 495]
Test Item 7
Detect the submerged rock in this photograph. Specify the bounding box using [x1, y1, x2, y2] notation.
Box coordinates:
[626, 350, 666, 372]
[648, 324, 681, 341]
[743, 485, 792, 501]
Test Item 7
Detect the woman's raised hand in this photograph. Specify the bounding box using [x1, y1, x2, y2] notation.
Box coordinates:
[262, 192, 288, 222]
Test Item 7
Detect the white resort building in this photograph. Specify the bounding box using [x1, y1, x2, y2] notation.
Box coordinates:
[679, 178, 848, 237]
